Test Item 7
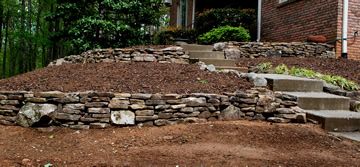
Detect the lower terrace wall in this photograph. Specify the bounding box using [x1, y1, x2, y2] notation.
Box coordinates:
[0, 88, 305, 129]
[221, 42, 335, 59]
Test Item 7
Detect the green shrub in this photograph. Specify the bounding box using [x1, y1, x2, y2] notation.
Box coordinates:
[153, 27, 197, 45]
[255, 62, 273, 73]
[321, 75, 359, 91]
[198, 26, 251, 44]
[195, 8, 256, 40]
[274, 64, 289, 74]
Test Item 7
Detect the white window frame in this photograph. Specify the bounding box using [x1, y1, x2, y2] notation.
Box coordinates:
[279, 0, 289, 3]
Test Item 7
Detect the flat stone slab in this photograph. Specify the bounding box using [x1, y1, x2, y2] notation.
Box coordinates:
[283, 92, 350, 110]
[257, 74, 323, 92]
[305, 110, 360, 132]
[330, 132, 360, 142]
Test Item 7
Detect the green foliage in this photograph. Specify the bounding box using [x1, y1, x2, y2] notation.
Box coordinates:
[153, 27, 197, 45]
[255, 62, 273, 73]
[274, 64, 289, 74]
[198, 26, 251, 44]
[264, 63, 360, 91]
[288, 67, 319, 78]
[320, 75, 359, 91]
[194, 8, 256, 40]
[49, 0, 165, 53]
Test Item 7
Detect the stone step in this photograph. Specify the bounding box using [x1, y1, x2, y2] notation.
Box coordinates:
[305, 110, 360, 132]
[216, 66, 248, 72]
[257, 74, 323, 92]
[189, 51, 224, 59]
[199, 58, 237, 67]
[181, 44, 213, 51]
[283, 92, 350, 110]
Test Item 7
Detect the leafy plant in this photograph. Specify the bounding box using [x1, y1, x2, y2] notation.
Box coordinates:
[198, 26, 251, 44]
[274, 64, 289, 74]
[288, 67, 319, 78]
[321, 75, 359, 91]
[195, 8, 256, 40]
[255, 62, 273, 73]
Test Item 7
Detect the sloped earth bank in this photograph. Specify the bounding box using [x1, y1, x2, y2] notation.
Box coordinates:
[237, 57, 360, 84]
[0, 62, 251, 94]
[0, 121, 359, 166]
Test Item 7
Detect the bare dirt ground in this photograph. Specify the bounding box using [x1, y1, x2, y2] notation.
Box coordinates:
[1, 121, 359, 167]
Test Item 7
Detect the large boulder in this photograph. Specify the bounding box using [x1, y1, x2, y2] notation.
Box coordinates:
[16, 103, 58, 127]
[219, 105, 245, 121]
[111, 110, 135, 125]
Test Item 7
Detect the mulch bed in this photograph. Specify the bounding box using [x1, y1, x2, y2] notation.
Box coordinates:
[237, 57, 360, 83]
[0, 62, 251, 94]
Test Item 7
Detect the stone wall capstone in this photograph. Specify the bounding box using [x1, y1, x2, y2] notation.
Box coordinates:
[0, 88, 306, 129]
[221, 42, 335, 59]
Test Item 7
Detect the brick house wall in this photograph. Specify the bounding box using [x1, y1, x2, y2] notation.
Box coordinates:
[262, 0, 338, 42]
[262, 0, 360, 60]
[336, 0, 360, 60]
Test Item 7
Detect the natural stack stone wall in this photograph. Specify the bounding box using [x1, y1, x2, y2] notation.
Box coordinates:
[0, 88, 306, 129]
[48, 47, 190, 66]
[221, 42, 335, 59]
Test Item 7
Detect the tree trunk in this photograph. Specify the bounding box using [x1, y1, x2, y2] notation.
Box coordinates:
[32, 0, 42, 69]
[27, 0, 33, 71]
[19, 0, 26, 73]
[2, 13, 9, 78]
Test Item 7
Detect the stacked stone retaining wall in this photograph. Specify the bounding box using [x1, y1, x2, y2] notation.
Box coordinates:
[222, 42, 335, 59]
[48, 47, 189, 66]
[0, 88, 306, 129]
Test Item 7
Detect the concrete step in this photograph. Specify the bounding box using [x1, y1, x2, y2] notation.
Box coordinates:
[257, 74, 323, 92]
[330, 132, 360, 142]
[283, 92, 350, 110]
[181, 44, 213, 51]
[199, 58, 236, 67]
[189, 51, 224, 59]
[216, 66, 248, 72]
[305, 110, 360, 132]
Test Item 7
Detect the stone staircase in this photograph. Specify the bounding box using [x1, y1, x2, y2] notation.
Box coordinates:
[258, 74, 360, 133]
[181, 44, 247, 72]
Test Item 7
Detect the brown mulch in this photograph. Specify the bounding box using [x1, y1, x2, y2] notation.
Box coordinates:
[0, 62, 251, 94]
[237, 57, 360, 83]
[0, 121, 359, 166]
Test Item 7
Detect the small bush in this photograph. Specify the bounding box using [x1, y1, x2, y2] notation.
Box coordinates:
[195, 8, 256, 40]
[153, 27, 197, 45]
[198, 26, 251, 44]
[274, 64, 289, 74]
[255, 62, 273, 73]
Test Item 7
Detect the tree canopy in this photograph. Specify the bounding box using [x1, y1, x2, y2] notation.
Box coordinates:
[0, 0, 165, 78]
